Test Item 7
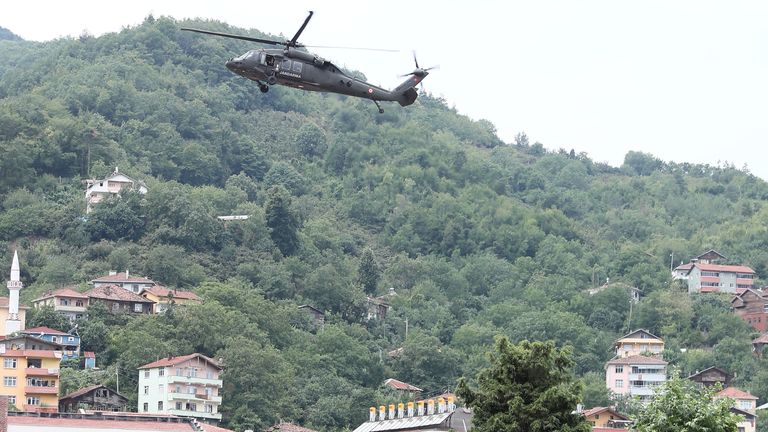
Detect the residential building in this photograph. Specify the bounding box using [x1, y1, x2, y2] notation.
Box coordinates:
[298, 305, 325, 329]
[716, 387, 758, 432]
[687, 366, 731, 388]
[672, 250, 727, 280]
[614, 329, 664, 357]
[366, 296, 390, 320]
[20, 327, 80, 360]
[82, 351, 96, 369]
[91, 271, 155, 294]
[84, 167, 148, 213]
[0, 335, 63, 352]
[137, 353, 223, 423]
[0, 349, 62, 412]
[59, 384, 128, 412]
[140, 286, 201, 313]
[732, 289, 768, 332]
[605, 355, 667, 403]
[31, 288, 88, 322]
[580, 407, 631, 429]
[3, 251, 27, 336]
[685, 263, 756, 294]
[85, 285, 154, 314]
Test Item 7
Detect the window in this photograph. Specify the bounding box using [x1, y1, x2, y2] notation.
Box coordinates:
[144, 370, 150, 378]
[4, 358, 16, 369]
[281, 59, 292, 70]
[60, 299, 69, 306]
[144, 386, 149, 395]
[158, 401, 164, 411]
[292, 61, 303, 73]
[26, 397, 40, 406]
[134, 303, 143, 313]
[27, 359, 41, 368]
[175, 401, 182, 410]
[175, 385, 181, 393]
[615, 379, 624, 388]
[176, 368, 182, 376]
[702, 281, 720, 287]
[3, 376, 16, 387]
[76, 300, 84, 307]
[205, 404, 213, 413]
[701, 271, 720, 277]
[143, 402, 149, 412]
[188, 386, 195, 394]
[51, 336, 58, 343]
[186, 402, 197, 412]
[615, 366, 623, 373]
[159, 368, 165, 377]
[7, 396, 15, 406]
[740, 400, 752, 410]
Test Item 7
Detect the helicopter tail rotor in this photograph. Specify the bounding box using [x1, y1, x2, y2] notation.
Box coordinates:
[399, 51, 438, 79]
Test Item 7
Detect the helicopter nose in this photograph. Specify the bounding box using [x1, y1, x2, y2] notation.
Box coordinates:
[225, 59, 236, 70]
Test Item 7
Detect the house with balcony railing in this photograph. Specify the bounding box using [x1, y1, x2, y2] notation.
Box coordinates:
[137, 353, 222, 423]
[0, 348, 62, 413]
[605, 355, 667, 403]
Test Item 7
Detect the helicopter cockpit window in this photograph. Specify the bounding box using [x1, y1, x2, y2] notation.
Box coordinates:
[292, 62, 303, 73]
[281, 59, 292, 71]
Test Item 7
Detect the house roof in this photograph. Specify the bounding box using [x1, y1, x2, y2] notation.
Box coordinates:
[265, 422, 320, 432]
[688, 263, 755, 275]
[60, 384, 126, 401]
[141, 285, 201, 301]
[0, 334, 65, 349]
[616, 329, 663, 343]
[0, 349, 62, 359]
[138, 353, 221, 370]
[298, 304, 324, 314]
[22, 326, 71, 336]
[84, 351, 96, 358]
[91, 272, 155, 284]
[352, 412, 453, 432]
[717, 387, 758, 400]
[605, 355, 668, 366]
[86, 285, 154, 303]
[384, 378, 423, 392]
[731, 407, 757, 419]
[7, 412, 233, 432]
[33, 287, 89, 302]
[674, 262, 694, 271]
[580, 407, 629, 420]
[687, 366, 730, 380]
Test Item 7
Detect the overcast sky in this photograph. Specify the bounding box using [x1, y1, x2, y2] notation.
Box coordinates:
[4, 1, 768, 180]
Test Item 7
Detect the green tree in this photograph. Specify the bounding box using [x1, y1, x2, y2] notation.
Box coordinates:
[357, 248, 380, 295]
[265, 186, 300, 257]
[634, 372, 739, 432]
[26, 305, 72, 331]
[457, 337, 590, 432]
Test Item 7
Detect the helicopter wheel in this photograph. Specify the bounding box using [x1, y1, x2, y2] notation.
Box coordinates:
[259, 85, 269, 93]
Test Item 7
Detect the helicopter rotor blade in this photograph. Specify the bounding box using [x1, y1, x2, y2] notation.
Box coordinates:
[413, 51, 420, 69]
[304, 45, 399, 52]
[181, 28, 284, 46]
[288, 11, 314, 47]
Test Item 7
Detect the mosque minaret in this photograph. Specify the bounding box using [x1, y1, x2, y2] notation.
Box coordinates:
[6, 250, 22, 335]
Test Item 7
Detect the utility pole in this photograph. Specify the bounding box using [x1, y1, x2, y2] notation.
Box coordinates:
[670, 253, 674, 273]
[116, 363, 120, 394]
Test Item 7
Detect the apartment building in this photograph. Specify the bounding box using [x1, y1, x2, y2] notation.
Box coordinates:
[605, 355, 667, 403]
[137, 354, 222, 422]
[0, 348, 62, 412]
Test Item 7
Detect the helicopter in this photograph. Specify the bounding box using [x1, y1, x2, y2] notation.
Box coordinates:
[181, 11, 435, 113]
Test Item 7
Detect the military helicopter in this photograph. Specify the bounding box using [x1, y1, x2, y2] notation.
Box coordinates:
[181, 11, 435, 113]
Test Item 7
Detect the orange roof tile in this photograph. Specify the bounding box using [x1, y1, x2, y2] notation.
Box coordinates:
[718, 387, 758, 399]
[142, 285, 201, 301]
[605, 355, 667, 366]
[138, 353, 221, 370]
[0, 349, 62, 358]
[384, 378, 423, 392]
[23, 326, 71, 336]
[695, 263, 755, 274]
[86, 285, 154, 303]
[34, 287, 89, 301]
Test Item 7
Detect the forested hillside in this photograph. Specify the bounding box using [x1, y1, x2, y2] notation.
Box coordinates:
[2, 15, 768, 431]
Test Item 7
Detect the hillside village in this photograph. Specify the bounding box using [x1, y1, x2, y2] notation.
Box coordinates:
[2, 16, 768, 432]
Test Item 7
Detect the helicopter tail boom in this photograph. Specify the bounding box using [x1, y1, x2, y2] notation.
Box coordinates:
[397, 87, 419, 107]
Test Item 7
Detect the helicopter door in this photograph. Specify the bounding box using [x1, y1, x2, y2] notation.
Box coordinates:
[258, 52, 266, 65]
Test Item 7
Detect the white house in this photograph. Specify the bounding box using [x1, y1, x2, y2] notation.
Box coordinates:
[84, 167, 147, 213]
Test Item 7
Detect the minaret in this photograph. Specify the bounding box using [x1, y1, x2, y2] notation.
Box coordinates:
[6, 250, 22, 335]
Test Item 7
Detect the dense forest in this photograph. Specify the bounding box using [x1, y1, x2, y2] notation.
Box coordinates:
[2, 15, 768, 431]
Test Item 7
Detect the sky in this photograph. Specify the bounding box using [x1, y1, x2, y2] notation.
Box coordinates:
[4, 1, 768, 179]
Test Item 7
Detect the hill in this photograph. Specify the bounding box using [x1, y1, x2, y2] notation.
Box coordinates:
[0, 26, 22, 41]
[2, 15, 768, 431]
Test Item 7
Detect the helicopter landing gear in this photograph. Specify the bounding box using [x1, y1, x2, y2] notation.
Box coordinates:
[266, 75, 277, 85]
[372, 99, 384, 114]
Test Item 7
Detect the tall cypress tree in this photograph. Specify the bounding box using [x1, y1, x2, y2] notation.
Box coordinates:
[357, 248, 380, 295]
[265, 185, 300, 256]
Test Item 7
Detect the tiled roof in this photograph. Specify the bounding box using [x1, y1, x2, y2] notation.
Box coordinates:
[352, 412, 452, 432]
[616, 329, 662, 342]
[86, 285, 154, 303]
[138, 353, 221, 370]
[694, 263, 755, 274]
[266, 422, 320, 432]
[718, 387, 758, 400]
[142, 285, 201, 301]
[580, 406, 627, 420]
[674, 263, 694, 271]
[0, 349, 62, 359]
[384, 378, 423, 392]
[34, 287, 89, 301]
[60, 384, 122, 401]
[7, 414, 233, 431]
[605, 355, 668, 366]
[22, 326, 71, 336]
[84, 351, 96, 358]
[92, 272, 155, 284]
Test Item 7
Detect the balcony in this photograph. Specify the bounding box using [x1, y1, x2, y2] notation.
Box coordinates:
[166, 408, 222, 420]
[629, 373, 666, 382]
[629, 386, 655, 396]
[25, 368, 59, 377]
[168, 375, 222, 387]
[25, 386, 58, 395]
[169, 392, 222, 403]
[54, 305, 88, 313]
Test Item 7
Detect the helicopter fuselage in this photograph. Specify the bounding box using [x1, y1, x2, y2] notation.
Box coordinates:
[226, 47, 422, 104]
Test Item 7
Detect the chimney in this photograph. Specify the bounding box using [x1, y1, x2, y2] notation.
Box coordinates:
[379, 405, 386, 421]
[397, 402, 405, 419]
[427, 399, 435, 415]
[417, 400, 425, 416]
[407, 401, 415, 417]
[0, 395, 7, 432]
[369, 407, 376, 422]
[125, 269, 130, 279]
[388, 404, 395, 420]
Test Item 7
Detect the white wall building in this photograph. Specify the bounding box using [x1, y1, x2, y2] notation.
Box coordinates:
[137, 354, 222, 423]
[84, 167, 147, 213]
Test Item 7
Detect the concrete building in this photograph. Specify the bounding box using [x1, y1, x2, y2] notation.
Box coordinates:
[85, 285, 154, 315]
[0, 349, 62, 412]
[30, 288, 88, 322]
[137, 354, 223, 423]
[84, 167, 147, 213]
[140, 286, 201, 314]
[614, 329, 664, 358]
[605, 355, 667, 403]
[20, 327, 80, 360]
[91, 271, 155, 294]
